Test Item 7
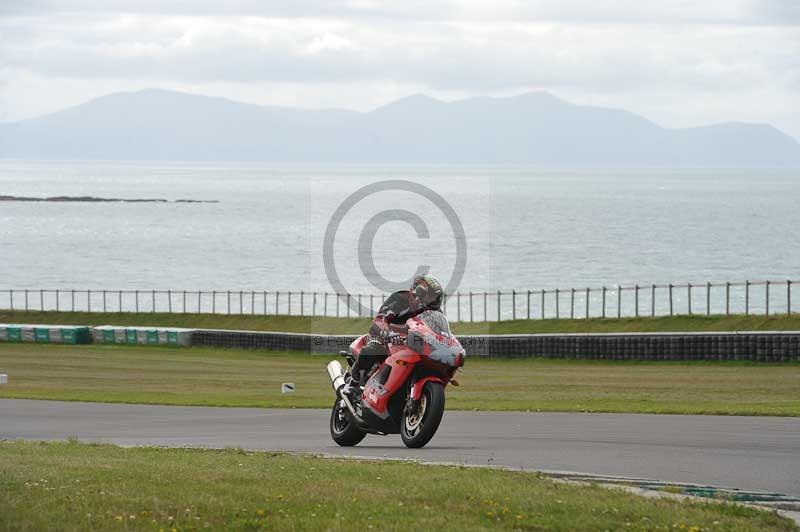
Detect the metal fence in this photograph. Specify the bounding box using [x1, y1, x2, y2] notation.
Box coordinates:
[0, 279, 796, 322]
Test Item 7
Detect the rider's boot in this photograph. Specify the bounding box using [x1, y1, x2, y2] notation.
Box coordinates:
[340, 371, 362, 399]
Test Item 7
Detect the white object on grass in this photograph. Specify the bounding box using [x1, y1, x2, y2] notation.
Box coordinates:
[281, 382, 295, 393]
[0, 374, 7, 385]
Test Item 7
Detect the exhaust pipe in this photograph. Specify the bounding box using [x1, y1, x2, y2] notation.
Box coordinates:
[326, 360, 346, 392]
[326, 360, 364, 425]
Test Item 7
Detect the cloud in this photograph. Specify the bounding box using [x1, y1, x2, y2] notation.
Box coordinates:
[750, 0, 800, 24]
[3, 0, 798, 25]
[2, 15, 797, 93]
[0, 2, 797, 138]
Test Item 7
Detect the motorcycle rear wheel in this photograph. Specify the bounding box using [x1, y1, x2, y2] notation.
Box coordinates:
[400, 381, 445, 448]
[330, 398, 366, 446]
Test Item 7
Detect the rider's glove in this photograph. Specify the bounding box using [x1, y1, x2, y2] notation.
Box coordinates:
[379, 329, 404, 345]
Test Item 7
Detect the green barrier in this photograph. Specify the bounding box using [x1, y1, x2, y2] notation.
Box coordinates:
[34, 328, 50, 343]
[1, 324, 192, 346]
[62, 329, 76, 344]
[60, 327, 90, 344]
[92, 326, 192, 346]
[0, 324, 88, 345]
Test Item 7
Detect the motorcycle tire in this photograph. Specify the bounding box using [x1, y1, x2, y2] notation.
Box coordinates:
[400, 381, 445, 448]
[330, 398, 366, 446]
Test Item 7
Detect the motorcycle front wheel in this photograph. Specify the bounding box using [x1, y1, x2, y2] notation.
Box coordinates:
[330, 398, 366, 446]
[400, 381, 445, 448]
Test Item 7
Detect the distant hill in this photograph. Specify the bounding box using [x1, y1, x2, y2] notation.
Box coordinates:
[1, 88, 798, 167]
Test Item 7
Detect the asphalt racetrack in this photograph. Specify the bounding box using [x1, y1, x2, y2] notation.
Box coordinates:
[2, 399, 798, 496]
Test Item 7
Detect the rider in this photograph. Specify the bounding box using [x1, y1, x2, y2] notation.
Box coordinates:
[344, 274, 444, 395]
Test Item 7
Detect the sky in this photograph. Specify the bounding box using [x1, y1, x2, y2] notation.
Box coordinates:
[1, 0, 799, 139]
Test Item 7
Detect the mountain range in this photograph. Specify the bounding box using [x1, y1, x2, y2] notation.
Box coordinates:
[1, 89, 798, 166]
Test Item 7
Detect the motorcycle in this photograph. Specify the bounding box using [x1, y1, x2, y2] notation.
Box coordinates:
[325, 309, 465, 448]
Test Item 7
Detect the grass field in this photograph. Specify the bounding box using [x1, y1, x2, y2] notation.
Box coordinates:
[0, 440, 795, 532]
[1, 343, 798, 415]
[3, 309, 800, 335]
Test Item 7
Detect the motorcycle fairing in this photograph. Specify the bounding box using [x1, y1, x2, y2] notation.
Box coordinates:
[361, 347, 419, 417]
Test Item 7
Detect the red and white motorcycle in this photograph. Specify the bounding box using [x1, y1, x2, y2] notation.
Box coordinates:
[326, 309, 465, 448]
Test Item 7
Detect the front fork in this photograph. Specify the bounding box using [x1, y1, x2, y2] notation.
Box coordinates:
[403, 372, 424, 416]
[404, 397, 421, 418]
[405, 375, 445, 415]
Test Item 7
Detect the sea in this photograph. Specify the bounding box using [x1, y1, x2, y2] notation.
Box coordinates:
[1, 161, 798, 317]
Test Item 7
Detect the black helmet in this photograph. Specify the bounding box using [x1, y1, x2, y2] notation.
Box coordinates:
[411, 275, 443, 310]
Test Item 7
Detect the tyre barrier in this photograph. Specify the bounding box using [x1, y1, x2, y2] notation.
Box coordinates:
[189, 330, 800, 362]
[1, 324, 799, 361]
[453, 332, 800, 361]
[191, 329, 353, 353]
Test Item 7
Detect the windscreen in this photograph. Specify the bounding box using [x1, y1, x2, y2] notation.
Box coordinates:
[408, 310, 463, 367]
[417, 310, 451, 335]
